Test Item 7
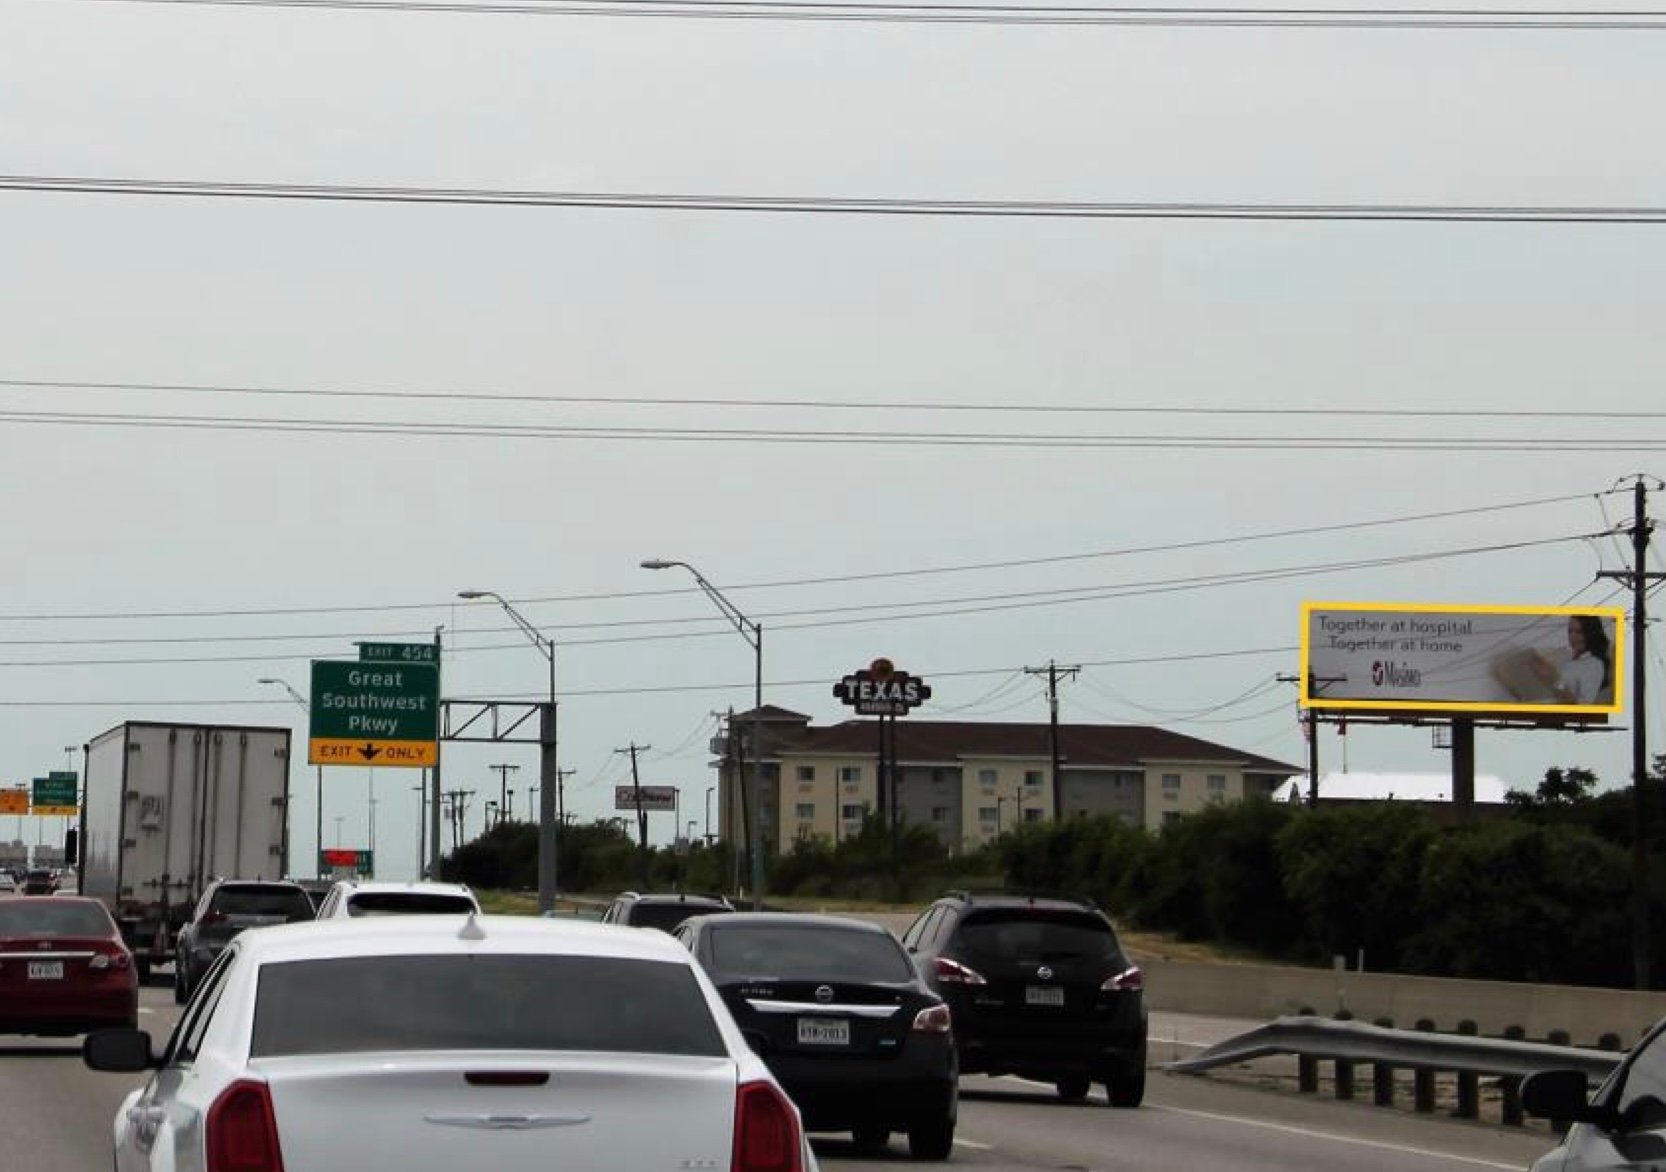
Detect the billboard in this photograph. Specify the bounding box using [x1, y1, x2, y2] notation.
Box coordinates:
[1301, 602, 1624, 716]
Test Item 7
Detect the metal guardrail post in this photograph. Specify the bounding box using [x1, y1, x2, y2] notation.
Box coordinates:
[1454, 1020, 1480, 1120]
[1334, 1010, 1355, 1101]
[1372, 1017, 1396, 1107]
[1297, 1007, 1319, 1094]
[1500, 1025, 1527, 1127]
[1413, 1019, 1438, 1114]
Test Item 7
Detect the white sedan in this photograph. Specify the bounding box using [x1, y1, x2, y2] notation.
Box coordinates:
[84, 914, 819, 1172]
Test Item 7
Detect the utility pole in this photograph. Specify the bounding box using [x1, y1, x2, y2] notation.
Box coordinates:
[428, 627, 444, 881]
[1599, 475, 1663, 990]
[489, 764, 521, 828]
[1278, 671, 1344, 806]
[617, 744, 652, 887]
[1025, 661, 1080, 821]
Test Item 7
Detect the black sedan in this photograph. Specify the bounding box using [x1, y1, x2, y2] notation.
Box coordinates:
[676, 912, 958, 1160]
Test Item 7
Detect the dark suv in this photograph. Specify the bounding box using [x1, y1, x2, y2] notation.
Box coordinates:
[904, 891, 1148, 1106]
[174, 878, 315, 1003]
[600, 891, 734, 933]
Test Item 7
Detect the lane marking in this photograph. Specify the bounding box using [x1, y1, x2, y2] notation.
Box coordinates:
[1152, 1105, 1527, 1170]
[953, 1137, 994, 1150]
[137, 1008, 155, 1016]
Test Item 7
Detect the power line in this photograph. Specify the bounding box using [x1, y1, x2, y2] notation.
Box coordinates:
[6, 175, 1666, 222]
[0, 488, 1600, 626]
[44, 0, 1666, 28]
[9, 377, 1666, 420]
[0, 532, 1606, 667]
[1, 406, 1663, 451]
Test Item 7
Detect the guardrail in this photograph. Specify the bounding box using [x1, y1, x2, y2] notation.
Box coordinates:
[1165, 1015, 1622, 1126]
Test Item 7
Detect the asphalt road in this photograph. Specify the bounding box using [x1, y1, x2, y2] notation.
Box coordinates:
[1, 991, 1552, 1172]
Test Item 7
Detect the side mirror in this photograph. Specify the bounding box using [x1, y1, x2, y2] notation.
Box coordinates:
[1522, 1069, 1619, 1130]
[83, 1029, 158, 1073]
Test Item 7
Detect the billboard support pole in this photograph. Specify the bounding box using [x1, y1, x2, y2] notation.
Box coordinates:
[1451, 718, 1476, 824]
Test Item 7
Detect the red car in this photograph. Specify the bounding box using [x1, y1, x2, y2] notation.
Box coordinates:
[0, 896, 139, 1036]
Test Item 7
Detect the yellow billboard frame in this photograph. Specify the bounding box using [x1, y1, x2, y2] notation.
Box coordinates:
[1299, 600, 1626, 716]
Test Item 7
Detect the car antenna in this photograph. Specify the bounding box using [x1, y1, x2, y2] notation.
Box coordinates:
[458, 913, 487, 941]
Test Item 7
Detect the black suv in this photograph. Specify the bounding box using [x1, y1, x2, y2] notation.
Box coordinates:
[904, 891, 1147, 1106]
[600, 891, 734, 933]
[174, 878, 315, 1003]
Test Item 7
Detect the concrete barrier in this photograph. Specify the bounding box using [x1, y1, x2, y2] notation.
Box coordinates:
[1143, 958, 1666, 1046]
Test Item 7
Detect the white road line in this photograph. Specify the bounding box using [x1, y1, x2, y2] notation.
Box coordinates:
[953, 1137, 994, 1150]
[137, 1008, 155, 1016]
[1151, 1106, 1526, 1170]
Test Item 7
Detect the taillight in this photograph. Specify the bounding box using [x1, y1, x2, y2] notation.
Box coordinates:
[933, 957, 986, 986]
[911, 1004, 953, 1036]
[90, 948, 132, 972]
[732, 1080, 803, 1172]
[206, 1080, 285, 1172]
[1101, 966, 1143, 993]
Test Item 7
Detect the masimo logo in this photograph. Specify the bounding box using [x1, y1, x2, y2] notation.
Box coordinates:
[1371, 660, 1423, 688]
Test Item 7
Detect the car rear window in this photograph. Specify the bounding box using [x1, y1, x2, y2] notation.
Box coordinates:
[956, 910, 1123, 963]
[346, 893, 477, 916]
[629, 903, 723, 933]
[212, 886, 315, 921]
[0, 900, 113, 936]
[251, 955, 727, 1058]
[708, 924, 914, 982]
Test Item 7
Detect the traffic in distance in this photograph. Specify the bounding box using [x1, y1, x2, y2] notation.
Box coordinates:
[5, 864, 1659, 1171]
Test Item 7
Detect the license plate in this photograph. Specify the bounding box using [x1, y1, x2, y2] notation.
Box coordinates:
[27, 961, 64, 981]
[1025, 985, 1064, 1007]
[796, 1017, 851, 1046]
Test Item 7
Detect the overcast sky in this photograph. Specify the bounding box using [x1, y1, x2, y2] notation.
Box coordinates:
[1, 0, 1662, 877]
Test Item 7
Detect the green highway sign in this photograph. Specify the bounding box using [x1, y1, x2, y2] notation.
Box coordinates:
[32, 774, 78, 815]
[308, 660, 440, 767]
[357, 642, 438, 664]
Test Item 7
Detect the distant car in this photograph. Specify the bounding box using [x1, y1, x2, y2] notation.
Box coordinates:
[84, 915, 820, 1172]
[0, 873, 17, 895]
[904, 890, 1148, 1106]
[676, 911, 958, 1159]
[174, 878, 315, 1004]
[315, 880, 480, 919]
[602, 890, 735, 933]
[0, 895, 137, 1035]
[22, 869, 59, 895]
[1524, 1017, 1666, 1172]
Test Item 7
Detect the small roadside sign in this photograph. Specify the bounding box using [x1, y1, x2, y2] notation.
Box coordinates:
[615, 785, 677, 813]
[31, 774, 78, 816]
[308, 660, 440, 767]
[357, 642, 438, 664]
[319, 848, 374, 876]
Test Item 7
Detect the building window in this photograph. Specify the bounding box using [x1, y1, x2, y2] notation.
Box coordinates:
[1024, 770, 1043, 788]
[1162, 811, 1182, 827]
[930, 806, 949, 823]
[978, 806, 998, 826]
[795, 803, 815, 820]
[931, 768, 952, 784]
[978, 769, 997, 787]
[1023, 808, 1043, 823]
[1207, 774, 1227, 793]
[839, 767, 862, 783]
[796, 765, 816, 782]
[841, 803, 864, 822]
[1162, 773, 1182, 790]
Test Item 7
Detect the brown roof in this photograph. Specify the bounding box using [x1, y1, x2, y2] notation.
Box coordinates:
[764, 719, 1298, 775]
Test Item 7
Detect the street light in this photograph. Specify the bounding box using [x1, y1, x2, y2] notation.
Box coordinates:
[259, 677, 324, 881]
[458, 590, 560, 912]
[641, 559, 765, 908]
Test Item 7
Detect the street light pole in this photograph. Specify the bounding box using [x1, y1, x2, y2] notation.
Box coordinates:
[641, 559, 766, 909]
[459, 591, 560, 913]
[259, 677, 322, 880]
